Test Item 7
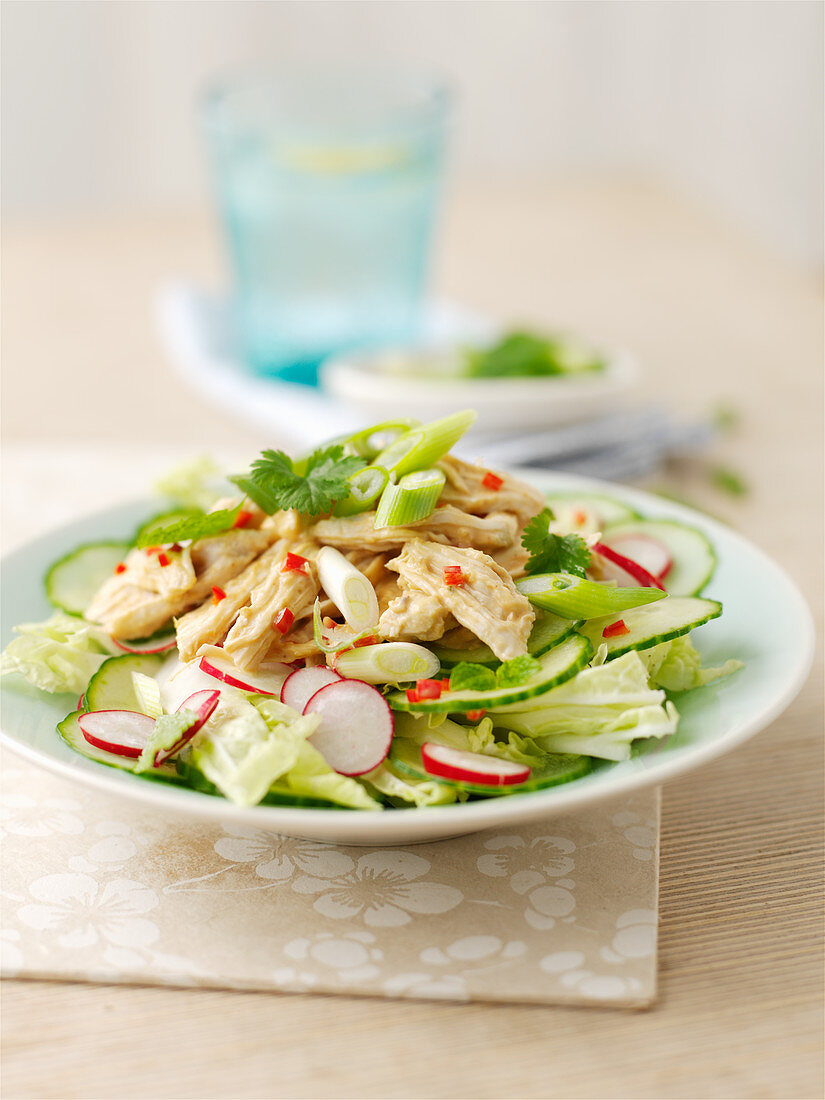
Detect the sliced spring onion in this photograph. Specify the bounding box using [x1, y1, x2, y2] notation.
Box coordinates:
[345, 419, 422, 458]
[131, 671, 163, 719]
[335, 642, 440, 684]
[516, 572, 667, 620]
[374, 468, 446, 528]
[312, 599, 376, 655]
[372, 410, 477, 477]
[316, 546, 379, 632]
[333, 465, 390, 517]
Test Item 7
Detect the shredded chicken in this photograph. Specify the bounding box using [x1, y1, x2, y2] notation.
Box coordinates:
[438, 455, 546, 527]
[223, 536, 320, 670]
[87, 528, 272, 639]
[311, 506, 518, 553]
[380, 540, 535, 661]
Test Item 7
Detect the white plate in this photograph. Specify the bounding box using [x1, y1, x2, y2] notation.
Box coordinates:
[0, 473, 813, 845]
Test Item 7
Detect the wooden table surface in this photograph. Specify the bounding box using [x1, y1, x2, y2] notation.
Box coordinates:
[2, 178, 822, 1100]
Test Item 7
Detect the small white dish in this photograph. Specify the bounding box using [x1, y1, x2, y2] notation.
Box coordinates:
[321, 344, 639, 435]
[0, 472, 813, 846]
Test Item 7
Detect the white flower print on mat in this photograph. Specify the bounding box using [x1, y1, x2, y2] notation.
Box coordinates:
[612, 811, 657, 862]
[476, 835, 575, 893]
[601, 909, 658, 965]
[282, 931, 383, 983]
[68, 822, 144, 874]
[214, 827, 355, 881]
[17, 873, 159, 951]
[420, 935, 526, 968]
[540, 951, 644, 1001]
[292, 851, 463, 927]
[0, 793, 84, 838]
[383, 972, 470, 1001]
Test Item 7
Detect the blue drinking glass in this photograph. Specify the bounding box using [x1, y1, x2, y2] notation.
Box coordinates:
[202, 66, 451, 386]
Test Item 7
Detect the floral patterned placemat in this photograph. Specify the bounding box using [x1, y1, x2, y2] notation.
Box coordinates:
[0, 750, 659, 1007]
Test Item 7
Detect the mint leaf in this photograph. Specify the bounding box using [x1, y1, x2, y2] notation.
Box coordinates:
[135, 505, 242, 548]
[495, 654, 541, 688]
[448, 662, 497, 693]
[231, 445, 365, 517]
[521, 509, 591, 576]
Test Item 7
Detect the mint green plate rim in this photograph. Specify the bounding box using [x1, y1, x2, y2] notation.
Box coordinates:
[0, 471, 814, 845]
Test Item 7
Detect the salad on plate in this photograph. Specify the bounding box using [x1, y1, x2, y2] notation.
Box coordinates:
[1, 411, 742, 812]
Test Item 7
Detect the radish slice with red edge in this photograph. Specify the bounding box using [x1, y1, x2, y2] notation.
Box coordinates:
[421, 743, 531, 787]
[199, 651, 291, 695]
[592, 542, 666, 590]
[153, 688, 220, 766]
[281, 666, 342, 714]
[78, 710, 155, 759]
[599, 533, 672, 581]
[112, 632, 177, 654]
[303, 679, 394, 776]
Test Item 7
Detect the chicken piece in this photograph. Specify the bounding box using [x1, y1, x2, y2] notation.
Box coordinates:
[492, 541, 531, 578]
[378, 588, 453, 642]
[382, 540, 535, 661]
[223, 537, 320, 670]
[438, 455, 546, 528]
[87, 528, 273, 639]
[262, 509, 305, 538]
[260, 618, 323, 663]
[311, 506, 518, 553]
[87, 545, 196, 623]
[175, 538, 291, 661]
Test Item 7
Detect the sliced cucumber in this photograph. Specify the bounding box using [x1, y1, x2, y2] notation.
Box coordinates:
[544, 493, 640, 527]
[390, 738, 591, 796]
[602, 519, 716, 596]
[45, 541, 131, 615]
[85, 653, 167, 712]
[57, 711, 177, 780]
[430, 612, 581, 668]
[388, 634, 593, 713]
[579, 596, 722, 660]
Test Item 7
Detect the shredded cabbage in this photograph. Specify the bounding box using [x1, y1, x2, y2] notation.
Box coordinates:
[275, 742, 383, 810]
[154, 455, 222, 511]
[0, 612, 113, 694]
[364, 761, 457, 807]
[641, 635, 743, 692]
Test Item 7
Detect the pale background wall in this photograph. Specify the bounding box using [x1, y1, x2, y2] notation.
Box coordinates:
[2, 0, 822, 265]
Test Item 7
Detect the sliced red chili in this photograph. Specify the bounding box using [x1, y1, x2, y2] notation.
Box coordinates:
[353, 635, 378, 648]
[114, 562, 127, 574]
[273, 608, 294, 635]
[443, 567, 466, 586]
[482, 471, 504, 491]
[157, 552, 170, 568]
[233, 509, 254, 529]
[414, 679, 443, 700]
[440, 678, 452, 691]
[169, 543, 183, 553]
[465, 709, 486, 721]
[144, 546, 161, 557]
[603, 619, 630, 638]
[282, 552, 309, 573]
[573, 509, 588, 526]
[211, 586, 226, 605]
[405, 687, 420, 703]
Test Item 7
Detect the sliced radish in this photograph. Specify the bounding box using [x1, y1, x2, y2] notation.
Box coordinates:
[153, 689, 220, 765]
[77, 693, 85, 711]
[599, 533, 672, 581]
[421, 743, 531, 787]
[281, 666, 342, 714]
[199, 650, 291, 695]
[592, 542, 666, 590]
[112, 631, 177, 654]
[303, 679, 394, 776]
[78, 710, 155, 759]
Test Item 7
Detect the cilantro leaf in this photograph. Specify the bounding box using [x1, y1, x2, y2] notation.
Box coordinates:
[521, 508, 591, 577]
[135, 505, 242, 548]
[231, 445, 366, 517]
[448, 662, 497, 693]
[495, 654, 541, 688]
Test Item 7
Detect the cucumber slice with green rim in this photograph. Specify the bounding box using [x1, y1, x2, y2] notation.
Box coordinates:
[45, 541, 131, 615]
[430, 612, 581, 668]
[85, 653, 167, 713]
[388, 634, 593, 713]
[579, 596, 722, 659]
[133, 509, 200, 546]
[57, 711, 177, 779]
[544, 493, 640, 526]
[390, 738, 591, 796]
[601, 519, 716, 596]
